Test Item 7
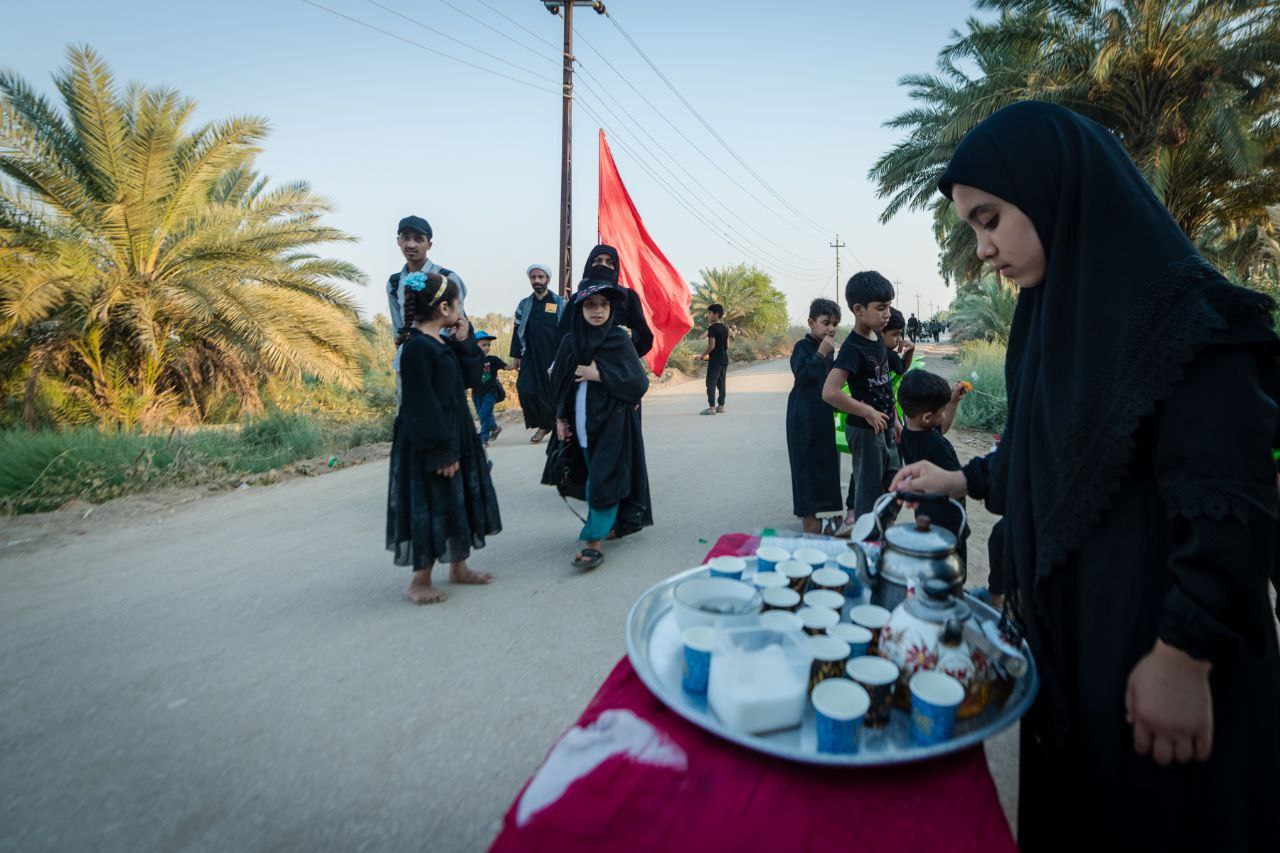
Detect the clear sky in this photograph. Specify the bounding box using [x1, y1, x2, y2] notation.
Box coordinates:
[2, 0, 986, 325]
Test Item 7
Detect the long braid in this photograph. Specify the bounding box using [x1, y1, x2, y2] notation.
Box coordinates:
[397, 282, 415, 347]
[398, 273, 455, 346]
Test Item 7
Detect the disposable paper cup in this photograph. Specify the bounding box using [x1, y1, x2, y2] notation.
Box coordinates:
[752, 572, 789, 592]
[803, 590, 845, 612]
[810, 567, 850, 596]
[708, 555, 746, 580]
[755, 546, 791, 574]
[827, 623, 873, 658]
[797, 606, 839, 636]
[681, 626, 718, 694]
[836, 552, 863, 595]
[779, 559, 813, 594]
[807, 635, 852, 692]
[909, 671, 965, 745]
[811, 680, 870, 755]
[792, 547, 829, 572]
[762, 586, 801, 612]
[759, 610, 804, 634]
[849, 604, 892, 653]
[846, 655, 900, 729]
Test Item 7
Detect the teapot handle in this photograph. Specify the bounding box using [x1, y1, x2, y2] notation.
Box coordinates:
[888, 491, 969, 541]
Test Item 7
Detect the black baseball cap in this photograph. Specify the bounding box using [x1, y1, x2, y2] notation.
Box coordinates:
[397, 215, 432, 239]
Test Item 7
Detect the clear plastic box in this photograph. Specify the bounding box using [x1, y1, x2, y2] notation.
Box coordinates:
[707, 625, 814, 734]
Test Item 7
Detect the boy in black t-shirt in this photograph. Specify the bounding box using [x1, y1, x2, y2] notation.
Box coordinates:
[822, 271, 898, 526]
[897, 369, 970, 563]
[473, 331, 508, 445]
[700, 303, 730, 415]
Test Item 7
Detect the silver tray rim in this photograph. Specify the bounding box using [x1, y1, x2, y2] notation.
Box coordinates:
[624, 564, 1039, 767]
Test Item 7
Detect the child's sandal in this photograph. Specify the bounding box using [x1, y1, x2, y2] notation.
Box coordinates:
[572, 548, 605, 570]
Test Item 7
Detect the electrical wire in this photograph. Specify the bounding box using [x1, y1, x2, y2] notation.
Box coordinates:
[605, 9, 835, 240]
[299, 0, 562, 95]
[430, 0, 562, 68]
[472, 0, 564, 52]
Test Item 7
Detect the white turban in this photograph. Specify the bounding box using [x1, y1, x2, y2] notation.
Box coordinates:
[527, 263, 552, 279]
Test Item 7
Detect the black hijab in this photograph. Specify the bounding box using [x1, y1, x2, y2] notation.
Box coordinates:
[939, 101, 1276, 590]
[581, 244, 620, 285]
[569, 280, 627, 365]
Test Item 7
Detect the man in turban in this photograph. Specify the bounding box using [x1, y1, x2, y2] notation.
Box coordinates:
[511, 263, 565, 443]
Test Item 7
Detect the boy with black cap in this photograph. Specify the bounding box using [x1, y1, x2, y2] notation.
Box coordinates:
[388, 215, 467, 342]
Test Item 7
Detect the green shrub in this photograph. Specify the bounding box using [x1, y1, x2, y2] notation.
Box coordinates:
[954, 340, 1008, 433]
[236, 411, 323, 471]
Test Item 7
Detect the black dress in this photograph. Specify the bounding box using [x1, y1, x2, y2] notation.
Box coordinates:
[387, 329, 501, 569]
[785, 335, 842, 517]
[541, 329, 654, 536]
[512, 294, 561, 430]
[965, 346, 1280, 850]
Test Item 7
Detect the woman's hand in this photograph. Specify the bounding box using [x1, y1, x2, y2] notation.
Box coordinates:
[889, 461, 967, 498]
[1126, 640, 1213, 765]
[575, 361, 601, 383]
[436, 461, 459, 478]
[556, 418, 573, 441]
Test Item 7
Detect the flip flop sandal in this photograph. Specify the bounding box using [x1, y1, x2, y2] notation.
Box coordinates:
[572, 548, 605, 570]
[531, 430, 547, 444]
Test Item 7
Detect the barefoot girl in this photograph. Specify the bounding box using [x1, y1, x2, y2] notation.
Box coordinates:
[891, 102, 1280, 850]
[388, 272, 501, 603]
[542, 280, 652, 569]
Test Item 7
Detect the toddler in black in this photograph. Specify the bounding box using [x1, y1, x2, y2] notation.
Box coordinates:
[896, 369, 970, 562]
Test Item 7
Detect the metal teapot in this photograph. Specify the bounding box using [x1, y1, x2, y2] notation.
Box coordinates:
[866, 491, 966, 611]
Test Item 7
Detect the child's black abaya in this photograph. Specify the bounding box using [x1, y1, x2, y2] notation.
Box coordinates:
[786, 334, 842, 517]
[941, 102, 1280, 850]
[387, 329, 501, 568]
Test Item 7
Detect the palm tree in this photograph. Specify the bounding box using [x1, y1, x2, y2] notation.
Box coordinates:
[0, 46, 367, 429]
[690, 263, 788, 337]
[948, 274, 1019, 343]
[871, 0, 1280, 286]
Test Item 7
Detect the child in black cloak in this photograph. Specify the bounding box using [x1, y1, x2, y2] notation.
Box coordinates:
[543, 281, 653, 570]
[896, 369, 969, 563]
[892, 101, 1280, 850]
[557, 244, 654, 359]
[387, 272, 501, 604]
[787, 298, 843, 534]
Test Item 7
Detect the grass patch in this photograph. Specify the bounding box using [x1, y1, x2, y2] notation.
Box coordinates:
[954, 340, 1008, 433]
[0, 409, 391, 515]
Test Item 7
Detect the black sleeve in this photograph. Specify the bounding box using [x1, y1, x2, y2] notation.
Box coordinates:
[451, 328, 485, 389]
[493, 357, 509, 371]
[400, 340, 460, 469]
[962, 436, 1009, 515]
[927, 431, 963, 472]
[833, 338, 861, 376]
[550, 337, 576, 421]
[887, 350, 905, 375]
[625, 290, 654, 358]
[790, 338, 827, 385]
[1153, 346, 1280, 661]
[595, 332, 650, 403]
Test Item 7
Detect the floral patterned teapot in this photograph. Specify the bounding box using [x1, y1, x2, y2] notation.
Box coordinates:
[878, 579, 996, 720]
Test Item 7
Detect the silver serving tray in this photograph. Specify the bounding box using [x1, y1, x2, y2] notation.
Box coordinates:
[624, 560, 1039, 766]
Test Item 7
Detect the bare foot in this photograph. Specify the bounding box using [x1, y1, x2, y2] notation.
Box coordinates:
[406, 578, 446, 605]
[801, 516, 821, 535]
[449, 562, 493, 585]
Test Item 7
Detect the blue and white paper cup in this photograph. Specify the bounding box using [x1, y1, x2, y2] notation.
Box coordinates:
[708, 555, 746, 580]
[811, 679, 870, 755]
[836, 552, 863, 596]
[759, 610, 804, 634]
[803, 589, 845, 612]
[909, 671, 965, 745]
[793, 547, 829, 573]
[752, 571, 789, 592]
[682, 626, 718, 694]
[755, 546, 791, 574]
[827, 623, 873, 658]
[811, 567, 850, 596]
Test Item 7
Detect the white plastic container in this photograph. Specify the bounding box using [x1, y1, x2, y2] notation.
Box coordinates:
[707, 626, 813, 734]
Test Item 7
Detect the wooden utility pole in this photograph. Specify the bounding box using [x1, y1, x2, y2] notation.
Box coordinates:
[829, 235, 845, 303]
[544, 1, 608, 297]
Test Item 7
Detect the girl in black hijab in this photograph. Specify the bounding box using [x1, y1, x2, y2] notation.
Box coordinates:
[892, 102, 1279, 850]
[556, 244, 655, 358]
[542, 279, 653, 570]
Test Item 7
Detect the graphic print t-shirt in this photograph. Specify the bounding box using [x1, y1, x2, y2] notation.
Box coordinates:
[834, 331, 893, 429]
[708, 322, 729, 364]
[477, 354, 507, 398]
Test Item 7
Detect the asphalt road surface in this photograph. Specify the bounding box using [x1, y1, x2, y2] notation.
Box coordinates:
[0, 355, 1015, 852]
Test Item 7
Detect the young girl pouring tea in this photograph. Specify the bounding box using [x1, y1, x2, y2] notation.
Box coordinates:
[543, 281, 652, 570]
[891, 102, 1280, 850]
[387, 272, 501, 604]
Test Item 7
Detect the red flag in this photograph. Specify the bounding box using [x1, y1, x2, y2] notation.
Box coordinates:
[597, 130, 694, 375]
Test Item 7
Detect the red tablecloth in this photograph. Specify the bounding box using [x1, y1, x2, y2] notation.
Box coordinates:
[491, 534, 1017, 853]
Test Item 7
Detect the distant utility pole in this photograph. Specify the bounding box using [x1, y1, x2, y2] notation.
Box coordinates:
[829, 234, 845, 302]
[543, 1, 607, 297]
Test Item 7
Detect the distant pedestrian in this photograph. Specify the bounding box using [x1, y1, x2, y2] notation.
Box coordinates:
[511, 263, 563, 444]
[473, 331, 507, 446]
[700, 303, 730, 415]
[907, 312, 921, 343]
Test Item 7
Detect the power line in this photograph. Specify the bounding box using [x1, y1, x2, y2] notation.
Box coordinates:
[605, 8, 835, 239]
[299, 0, 561, 95]
[472, 0, 563, 53]
[430, 0, 561, 68]
[361, 0, 560, 84]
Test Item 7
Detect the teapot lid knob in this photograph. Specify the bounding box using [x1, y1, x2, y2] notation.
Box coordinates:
[915, 515, 932, 531]
[922, 577, 951, 601]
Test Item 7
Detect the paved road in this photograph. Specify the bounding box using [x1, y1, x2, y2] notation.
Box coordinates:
[0, 356, 1013, 851]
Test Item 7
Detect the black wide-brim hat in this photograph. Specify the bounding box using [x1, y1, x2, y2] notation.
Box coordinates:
[573, 280, 626, 303]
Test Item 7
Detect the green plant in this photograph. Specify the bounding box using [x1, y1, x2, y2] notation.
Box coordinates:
[690, 264, 789, 337]
[954, 340, 1008, 433]
[948, 274, 1018, 343]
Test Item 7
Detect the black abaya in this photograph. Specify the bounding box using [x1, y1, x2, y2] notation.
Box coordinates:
[786, 335, 842, 517]
[512, 292, 561, 430]
[387, 329, 501, 568]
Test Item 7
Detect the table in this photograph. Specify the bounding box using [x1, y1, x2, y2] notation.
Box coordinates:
[490, 534, 1017, 852]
